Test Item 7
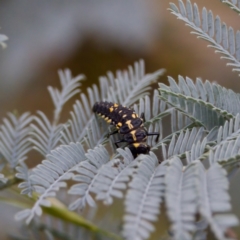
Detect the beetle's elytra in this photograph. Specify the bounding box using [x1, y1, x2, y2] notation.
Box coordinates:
[93, 101, 159, 158]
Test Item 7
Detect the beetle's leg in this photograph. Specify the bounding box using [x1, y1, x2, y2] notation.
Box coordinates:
[107, 129, 118, 138]
[147, 132, 160, 142]
[114, 139, 126, 148]
[140, 112, 145, 122]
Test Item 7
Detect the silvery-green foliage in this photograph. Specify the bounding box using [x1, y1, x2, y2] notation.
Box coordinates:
[106, 60, 164, 106]
[61, 60, 165, 144]
[209, 135, 240, 168]
[30, 111, 64, 156]
[185, 136, 207, 163]
[133, 89, 168, 124]
[60, 88, 101, 143]
[161, 127, 205, 160]
[158, 75, 240, 239]
[135, 90, 196, 152]
[193, 220, 208, 240]
[134, 91, 193, 148]
[85, 116, 105, 148]
[215, 113, 240, 144]
[165, 157, 238, 240]
[169, 108, 193, 133]
[3, 0, 240, 238]
[68, 145, 110, 210]
[197, 162, 239, 240]
[169, 0, 240, 74]
[15, 142, 86, 224]
[48, 69, 84, 122]
[221, 0, 240, 15]
[4, 55, 238, 240]
[159, 76, 239, 130]
[16, 162, 34, 196]
[91, 148, 134, 205]
[14, 60, 166, 228]
[165, 157, 198, 240]
[122, 153, 166, 240]
[0, 112, 32, 169]
[17, 70, 84, 197]
[133, 91, 165, 146]
[30, 70, 84, 157]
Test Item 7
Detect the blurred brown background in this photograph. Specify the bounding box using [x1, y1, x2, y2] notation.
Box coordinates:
[0, 0, 240, 239]
[0, 0, 239, 117]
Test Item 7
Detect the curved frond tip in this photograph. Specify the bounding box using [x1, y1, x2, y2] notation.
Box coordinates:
[169, 0, 240, 75]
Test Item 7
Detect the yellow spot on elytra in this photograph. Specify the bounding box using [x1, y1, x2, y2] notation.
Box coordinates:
[126, 120, 134, 129]
[117, 122, 122, 127]
[109, 107, 114, 112]
[123, 114, 127, 118]
[133, 143, 140, 148]
[131, 114, 137, 118]
[131, 130, 137, 141]
[119, 110, 122, 113]
[114, 103, 118, 107]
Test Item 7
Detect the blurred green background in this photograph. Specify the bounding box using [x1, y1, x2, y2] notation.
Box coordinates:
[0, 0, 240, 239]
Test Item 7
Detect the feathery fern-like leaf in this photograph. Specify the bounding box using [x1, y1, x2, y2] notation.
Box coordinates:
[221, 0, 240, 15]
[161, 127, 206, 160]
[193, 219, 208, 240]
[108, 60, 165, 106]
[133, 90, 167, 124]
[15, 142, 86, 224]
[209, 135, 240, 169]
[30, 111, 64, 156]
[48, 69, 84, 123]
[133, 90, 196, 153]
[61, 86, 101, 144]
[16, 70, 87, 198]
[122, 153, 165, 240]
[68, 145, 110, 210]
[16, 162, 35, 196]
[165, 157, 198, 240]
[197, 162, 239, 240]
[133, 92, 166, 146]
[0, 112, 32, 169]
[30, 70, 83, 156]
[215, 113, 240, 144]
[186, 137, 207, 163]
[159, 76, 239, 130]
[169, 0, 240, 74]
[91, 148, 134, 205]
